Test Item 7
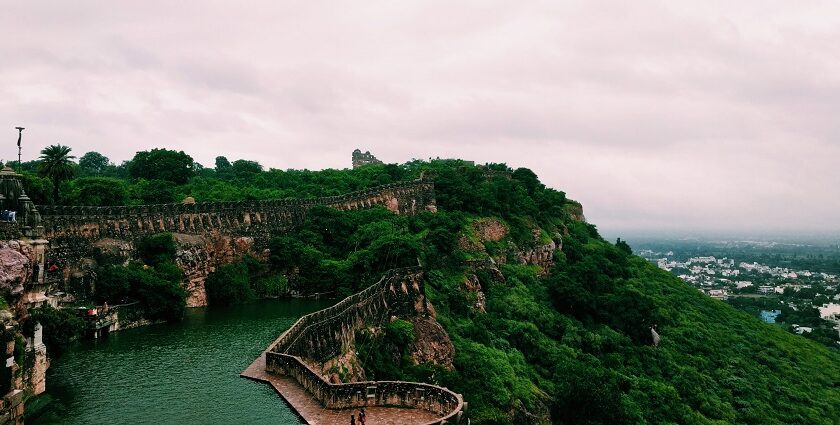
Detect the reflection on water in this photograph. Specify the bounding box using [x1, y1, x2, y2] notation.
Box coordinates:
[31, 299, 334, 425]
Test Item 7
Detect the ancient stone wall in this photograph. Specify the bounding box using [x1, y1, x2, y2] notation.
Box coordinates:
[34, 178, 436, 305]
[271, 267, 425, 361]
[264, 267, 466, 424]
[37, 178, 435, 264]
[38, 178, 434, 241]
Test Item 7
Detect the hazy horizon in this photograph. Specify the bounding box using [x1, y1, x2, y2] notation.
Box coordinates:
[3, 1, 839, 237]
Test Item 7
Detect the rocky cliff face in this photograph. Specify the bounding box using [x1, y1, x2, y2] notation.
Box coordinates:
[566, 201, 586, 222]
[516, 239, 556, 271]
[0, 238, 48, 425]
[473, 218, 508, 241]
[67, 232, 262, 307]
[0, 241, 34, 294]
[409, 316, 455, 369]
[173, 232, 263, 307]
[461, 218, 559, 272]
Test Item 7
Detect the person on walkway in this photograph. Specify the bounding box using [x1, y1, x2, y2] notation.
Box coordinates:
[359, 408, 366, 424]
[350, 414, 356, 425]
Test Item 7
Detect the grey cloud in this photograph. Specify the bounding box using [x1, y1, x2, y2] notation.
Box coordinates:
[2, 1, 839, 235]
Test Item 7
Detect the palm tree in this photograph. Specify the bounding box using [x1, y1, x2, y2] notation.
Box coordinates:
[38, 144, 76, 204]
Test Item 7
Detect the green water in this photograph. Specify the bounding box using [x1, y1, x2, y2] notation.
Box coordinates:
[30, 299, 334, 425]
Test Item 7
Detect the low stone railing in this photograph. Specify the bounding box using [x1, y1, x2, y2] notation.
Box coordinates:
[265, 267, 467, 424]
[266, 352, 465, 425]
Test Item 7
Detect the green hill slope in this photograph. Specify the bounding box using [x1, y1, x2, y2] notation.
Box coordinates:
[21, 150, 839, 424]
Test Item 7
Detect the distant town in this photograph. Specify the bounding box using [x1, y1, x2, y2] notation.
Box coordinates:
[634, 238, 840, 348]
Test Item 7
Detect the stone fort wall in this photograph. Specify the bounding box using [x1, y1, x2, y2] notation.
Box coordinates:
[33, 178, 436, 305]
[37, 178, 435, 244]
[271, 267, 426, 361]
[264, 267, 466, 424]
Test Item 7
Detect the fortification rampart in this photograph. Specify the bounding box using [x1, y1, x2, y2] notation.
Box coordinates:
[36, 178, 435, 243]
[271, 267, 425, 360]
[262, 267, 466, 424]
[32, 178, 435, 304]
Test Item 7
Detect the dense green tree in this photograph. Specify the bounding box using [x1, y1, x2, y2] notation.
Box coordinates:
[229, 159, 263, 179]
[204, 262, 254, 306]
[129, 179, 177, 204]
[94, 265, 130, 303]
[66, 177, 128, 206]
[38, 144, 76, 203]
[20, 172, 53, 205]
[93, 261, 185, 321]
[128, 149, 195, 184]
[25, 305, 84, 359]
[214, 156, 231, 171]
[78, 151, 110, 175]
[136, 233, 178, 266]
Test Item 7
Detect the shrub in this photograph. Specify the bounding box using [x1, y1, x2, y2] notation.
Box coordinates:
[204, 262, 254, 306]
[26, 305, 84, 358]
[137, 233, 177, 266]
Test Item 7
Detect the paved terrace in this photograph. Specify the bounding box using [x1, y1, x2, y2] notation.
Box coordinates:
[241, 353, 441, 425]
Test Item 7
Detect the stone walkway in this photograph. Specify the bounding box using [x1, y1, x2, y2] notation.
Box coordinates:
[241, 353, 441, 425]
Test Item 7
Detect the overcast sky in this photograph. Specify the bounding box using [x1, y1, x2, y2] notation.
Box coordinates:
[2, 1, 839, 236]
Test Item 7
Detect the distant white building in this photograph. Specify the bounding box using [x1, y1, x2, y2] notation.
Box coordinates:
[689, 256, 716, 264]
[818, 303, 840, 322]
[758, 286, 775, 295]
[707, 289, 729, 300]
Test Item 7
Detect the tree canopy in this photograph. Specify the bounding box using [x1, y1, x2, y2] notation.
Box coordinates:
[128, 148, 195, 184]
[38, 144, 76, 203]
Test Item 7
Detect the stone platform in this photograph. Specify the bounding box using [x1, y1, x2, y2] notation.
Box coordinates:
[241, 353, 441, 425]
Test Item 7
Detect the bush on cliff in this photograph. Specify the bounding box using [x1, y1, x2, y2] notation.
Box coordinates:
[203, 255, 290, 304]
[251, 274, 287, 298]
[130, 263, 186, 322]
[355, 319, 417, 381]
[204, 262, 254, 306]
[137, 233, 178, 267]
[25, 305, 84, 359]
[94, 261, 186, 322]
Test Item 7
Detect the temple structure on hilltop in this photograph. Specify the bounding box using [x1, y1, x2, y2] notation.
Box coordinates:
[352, 149, 383, 168]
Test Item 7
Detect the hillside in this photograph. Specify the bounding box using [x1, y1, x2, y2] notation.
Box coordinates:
[16, 149, 840, 424]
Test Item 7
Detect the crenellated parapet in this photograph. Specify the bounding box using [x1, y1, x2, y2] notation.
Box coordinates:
[262, 267, 467, 424]
[36, 178, 436, 243]
[271, 266, 425, 361]
[33, 177, 436, 306]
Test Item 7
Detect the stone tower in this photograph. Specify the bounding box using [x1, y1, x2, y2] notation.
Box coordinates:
[351, 149, 383, 169]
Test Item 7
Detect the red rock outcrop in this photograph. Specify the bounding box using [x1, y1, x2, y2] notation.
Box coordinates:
[173, 232, 261, 307]
[0, 240, 34, 292]
[410, 316, 455, 370]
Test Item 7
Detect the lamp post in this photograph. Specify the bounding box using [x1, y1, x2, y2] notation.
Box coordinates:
[15, 127, 24, 172]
